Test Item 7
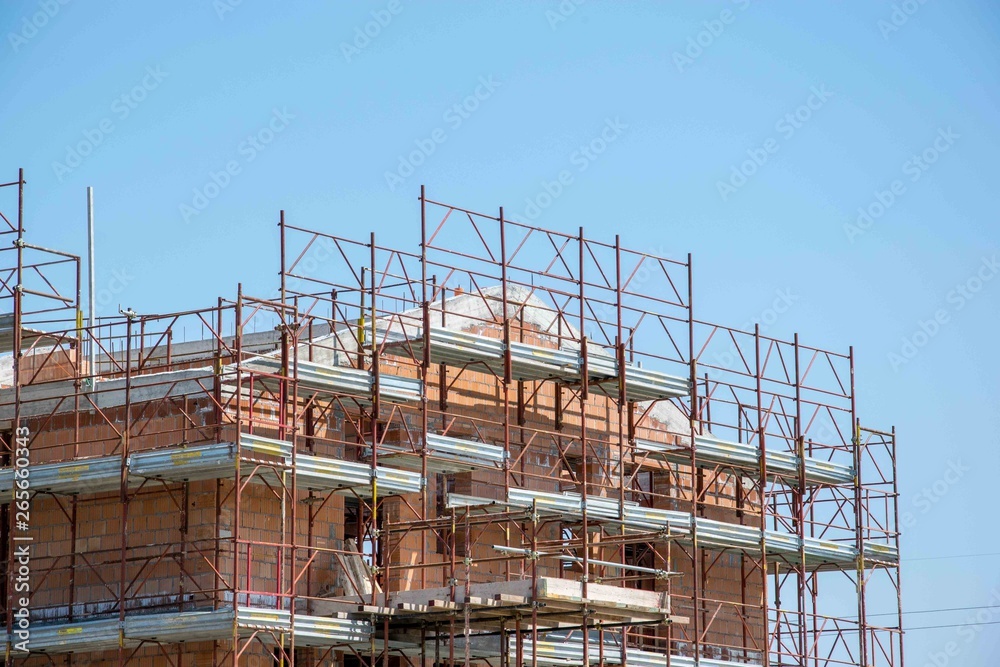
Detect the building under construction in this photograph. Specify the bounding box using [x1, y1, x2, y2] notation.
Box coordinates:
[0, 170, 903, 666]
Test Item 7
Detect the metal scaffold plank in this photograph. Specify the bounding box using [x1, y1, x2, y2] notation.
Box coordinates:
[9, 608, 372, 655]
[636, 434, 855, 487]
[493, 489, 899, 571]
[407, 326, 689, 400]
[516, 632, 756, 667]
[0, 435, 423, 499]
[242, 356, 422, 403]
[373, 432, 507, 474]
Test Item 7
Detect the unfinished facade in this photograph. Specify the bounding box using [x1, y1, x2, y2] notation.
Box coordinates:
[0, 170, 904, 666]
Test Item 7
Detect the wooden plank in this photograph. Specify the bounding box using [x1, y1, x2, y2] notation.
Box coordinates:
[428, 599, 459, 610]
[357, 604, 396, 615]
[310, 577, 685, 627]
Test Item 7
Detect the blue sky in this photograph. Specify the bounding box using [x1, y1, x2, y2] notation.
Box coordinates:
[2, 1, 999, 663]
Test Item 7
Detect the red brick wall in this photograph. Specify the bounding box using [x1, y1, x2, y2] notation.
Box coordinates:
[16, 319, 764, 664]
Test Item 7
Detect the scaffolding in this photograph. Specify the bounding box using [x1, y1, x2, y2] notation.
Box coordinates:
[0, 171, 904, 666]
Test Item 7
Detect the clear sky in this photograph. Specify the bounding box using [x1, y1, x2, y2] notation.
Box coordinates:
[2, 2, 999, 663]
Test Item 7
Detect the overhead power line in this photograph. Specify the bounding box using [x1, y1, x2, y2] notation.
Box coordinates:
[867, 604, 1000, 618]
[906, 620, 1000, 631]
[905, 551, 1000, 562]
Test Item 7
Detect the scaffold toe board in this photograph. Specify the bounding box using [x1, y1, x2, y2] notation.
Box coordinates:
[287, 614, 372, 647]
[129, 433, 292, 484]
[11, 616, 124, 654]
[295, 454, 423, 496]
[515, 631, 759, 667]
[0, 313, 65, 352]
[0, 435, 424, 499]
[0, 455, 123, 495]
[586, 355, 691, 401]
[502, 488, 899, 569]
[406, 326, 689, 399]
[9, 608, 371, 655]
[415, 327, 505, 368]
[374, 432, 507, 473]
[446, 492, 512, 516]
[0, 434, 289, 496]
[635, 434, 856, 487]
[129, 443, 250, 484]
[242, 356, 422, 403]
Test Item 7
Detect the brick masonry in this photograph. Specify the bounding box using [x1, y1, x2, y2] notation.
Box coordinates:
[12, 317, 765, 665]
